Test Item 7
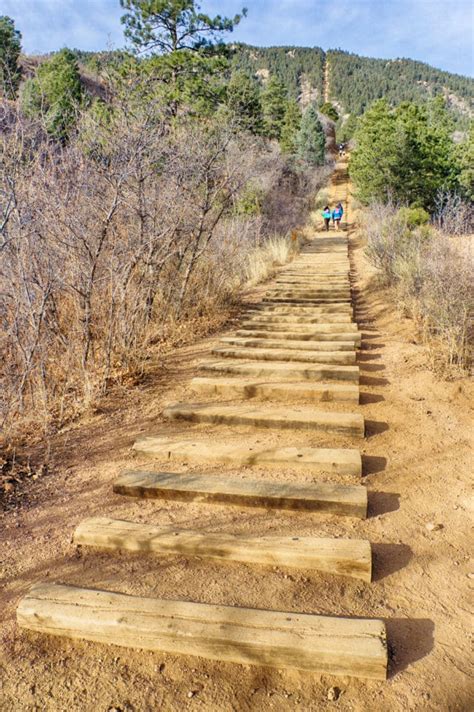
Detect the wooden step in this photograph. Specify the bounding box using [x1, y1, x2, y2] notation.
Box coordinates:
[263, 297, 351, 305]
[133, 436, 362, 475]
[266, 290, 351, 298]
[163, 402, 365, 436]
[201, 359, 359, 383]
[17, 584, 386, 678]
[190, 377, 360, 403]
[255, 304, 352, 313]
[243, 316, 353, 325]
[249, 303, 352, 313]
[235, 330, 361, 344]
[211, 347, 356, 365]
[220, 337, 356, 351]
[114, 470, 367, 518]
[74, 517, 372, 581]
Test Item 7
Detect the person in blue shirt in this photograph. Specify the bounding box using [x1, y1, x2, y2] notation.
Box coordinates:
[321, 205, 332, 231]
[332, 202, 344, 231]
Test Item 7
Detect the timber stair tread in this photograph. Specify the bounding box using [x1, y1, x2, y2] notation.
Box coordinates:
[132, 435, 362, 475]
[73, 517, 372, 580]
[190, 377, 360, 403]
[113, 470, 368, 517]
[200, 359, 360, 382]
[17, 583, 387, 679]
[235, 329, 361, 342]
[163, 402, 364, 436]
[220, 337, 356, 351]
[211, 346, 356, 365]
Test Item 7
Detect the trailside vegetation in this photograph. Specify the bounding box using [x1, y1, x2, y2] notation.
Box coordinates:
[350, 98, 465, 210]
[0, 1, 332, 443]
[296, 104, 325, 165]
[0, 15, 22, 99]
[21, 49, 83, 139]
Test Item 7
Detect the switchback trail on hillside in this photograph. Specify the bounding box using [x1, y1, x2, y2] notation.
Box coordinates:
[1, 161, 472, 711]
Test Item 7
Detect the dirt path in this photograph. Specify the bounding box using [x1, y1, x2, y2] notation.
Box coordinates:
[323, 54, 330, 104]
[1, 162, 472, 711]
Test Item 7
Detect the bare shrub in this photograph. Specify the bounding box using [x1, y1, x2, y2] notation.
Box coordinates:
[364, 202, 474, 375]
[418, 234, 473, 374]
[0, 92, 324, 443]
[433, 191, 474, 236]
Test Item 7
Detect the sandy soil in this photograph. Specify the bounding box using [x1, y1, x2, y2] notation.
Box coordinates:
[1, 162, 473, 712]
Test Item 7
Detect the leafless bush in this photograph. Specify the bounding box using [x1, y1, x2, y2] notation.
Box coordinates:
[418, 234, 473, 374]
[433, 191, 474, 236]
[0, 91, 321, 442]
[364, 202, 474, 375]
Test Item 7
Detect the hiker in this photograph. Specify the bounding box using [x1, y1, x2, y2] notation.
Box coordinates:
[321, 205, 332, 231]
[332, 202, 344, 231]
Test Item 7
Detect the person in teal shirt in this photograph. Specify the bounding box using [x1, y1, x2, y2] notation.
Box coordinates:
[332, 202, 344, 231]
[321, 205, 331, 231]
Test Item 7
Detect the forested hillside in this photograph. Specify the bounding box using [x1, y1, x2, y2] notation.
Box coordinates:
[232, 44, 474, 123]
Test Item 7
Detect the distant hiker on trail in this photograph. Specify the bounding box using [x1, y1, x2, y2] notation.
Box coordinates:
[332, 202, 344, 230]
[322, 205, 332, 231]
[339, 143, 345, 157]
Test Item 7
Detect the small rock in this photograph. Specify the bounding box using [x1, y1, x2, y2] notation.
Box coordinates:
[425, 522, 443, 532]
[467, 573, 474, 579]
[3, 482, 14, 493]
[327, 686, 341, 701]
[187, 691, 195, 699]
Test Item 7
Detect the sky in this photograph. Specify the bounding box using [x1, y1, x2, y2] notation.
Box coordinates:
[4, 0, 474, 76]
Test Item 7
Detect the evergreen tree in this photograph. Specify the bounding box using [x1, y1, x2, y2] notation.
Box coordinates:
[351, 98, 460, 209]
[261, 76, 287, 139]
[119, 1, 246, 116]
[458, 121, 474, 201]
[349, 99, 398, 203]
[296, 104, 325, 165]
[0, 15, 22, 99]
[120, 0, 245, 53]
[320, 101, 338, 122]
[226, 70, 263, 133]
[394, 99, 458, 208]
[337, 113, 358, 143]
[21, 49, 83, 140]
[279, 99, 301, 154]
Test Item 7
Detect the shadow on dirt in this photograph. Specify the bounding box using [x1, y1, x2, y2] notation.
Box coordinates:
[368, 492, 400, 516]
[386, 618, 435, 677]
[371, 543, 413, 581]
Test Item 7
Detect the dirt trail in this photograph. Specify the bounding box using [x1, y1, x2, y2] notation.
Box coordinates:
[323, 54, 330, 104]
[1, 161, 473, 711]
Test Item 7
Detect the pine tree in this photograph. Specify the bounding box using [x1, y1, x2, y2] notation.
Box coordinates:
[0, 15, 22, 99]
[21, 49, 83, 140]
[280, 99, 301, 154]
[337, 113, 358, 143]
[349, 99, 398, 203]
[320, 101, 339, 122]
[261, 76, 287, 139]
[350, 97, 460, 209]
[296, 104, 325, 165]
[120, 1, 246, 116]
[458, 121, 474, 201]
[226, 71, 263, 134]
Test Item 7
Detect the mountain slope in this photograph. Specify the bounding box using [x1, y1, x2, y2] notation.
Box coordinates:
[232, 44, 474, 123]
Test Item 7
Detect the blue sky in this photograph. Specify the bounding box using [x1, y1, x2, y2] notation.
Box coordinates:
[4, 0, 474, 76]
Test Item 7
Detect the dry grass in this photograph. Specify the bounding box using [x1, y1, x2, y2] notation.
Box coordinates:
[244, 234, 301, 286]
[363, 203, 474, 376]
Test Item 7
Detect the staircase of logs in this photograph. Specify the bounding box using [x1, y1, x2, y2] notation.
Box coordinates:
[17, 173, 389, 681]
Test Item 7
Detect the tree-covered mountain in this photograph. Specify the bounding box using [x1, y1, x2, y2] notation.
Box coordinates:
[232, 44, 474, 124]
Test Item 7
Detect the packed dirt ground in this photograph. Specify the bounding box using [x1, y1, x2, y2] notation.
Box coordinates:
[1, 162, 473, 711]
